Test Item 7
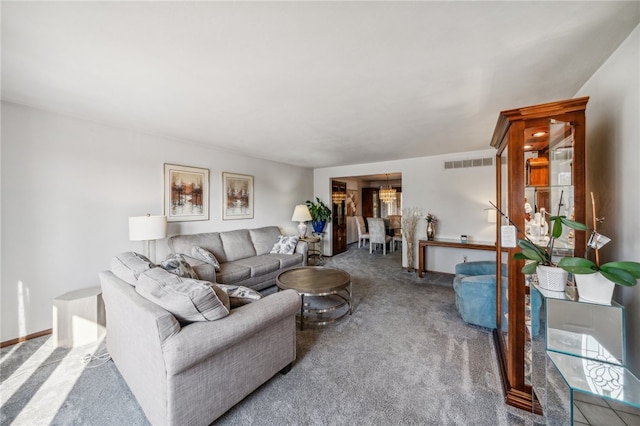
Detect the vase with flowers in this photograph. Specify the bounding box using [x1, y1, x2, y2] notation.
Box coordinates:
[425, 213, 437, 240]
[402, 207, 423, 272]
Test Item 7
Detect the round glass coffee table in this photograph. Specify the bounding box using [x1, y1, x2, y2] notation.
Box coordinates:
[276, 266, 352, 330]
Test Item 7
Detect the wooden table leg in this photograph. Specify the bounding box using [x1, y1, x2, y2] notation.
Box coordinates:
[418, 242, 426, 278]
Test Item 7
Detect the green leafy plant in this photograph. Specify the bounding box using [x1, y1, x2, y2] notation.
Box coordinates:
[558, 258, 640, 287]
[489, 196, 588, 275]
[557, 192, 640, 287]
[514, 215, 587, 274]
[305, 197, 332, 222]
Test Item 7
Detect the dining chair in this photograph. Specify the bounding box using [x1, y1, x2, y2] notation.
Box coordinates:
[355, 216, 370, 248]
[367, 217, 392, 255]
[388, 215, 402, 252]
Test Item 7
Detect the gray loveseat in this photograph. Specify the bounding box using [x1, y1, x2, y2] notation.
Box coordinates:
[168, 226, 308, 291]
[99, 264, 301, 425]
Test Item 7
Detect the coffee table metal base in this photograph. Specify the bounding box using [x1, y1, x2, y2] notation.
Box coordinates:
[298, 287, 351, 329]
[276, 266, 352, 330]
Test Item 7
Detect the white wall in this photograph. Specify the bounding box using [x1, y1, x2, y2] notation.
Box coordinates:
[575, 25, 640, 376]
[315, 150, 497, 271]
[0, 102, 313, 342]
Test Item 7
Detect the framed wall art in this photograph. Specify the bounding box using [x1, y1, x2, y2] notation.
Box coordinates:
[164, 164, 210, 222]
[222, 172, 254, 220]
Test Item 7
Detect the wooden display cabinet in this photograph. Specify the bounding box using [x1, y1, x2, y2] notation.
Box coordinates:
[489, 97, 588, 414]
[526, 157, 549, 187]
[332, 180, 347, 255]
[361, 187, 379, 222]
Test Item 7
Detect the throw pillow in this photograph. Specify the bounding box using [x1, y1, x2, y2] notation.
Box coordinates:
[191, 246, 221, 272]
[215, 284, 263, 308]
[270, 235, 299, 255]
[160, 254, 198, 279]
[136, 267, 230, 324]
[111, 252, 155, 286]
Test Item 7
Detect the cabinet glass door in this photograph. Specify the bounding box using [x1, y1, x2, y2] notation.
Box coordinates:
[497, 146, 509, 356]
[549, 119, 576, 255]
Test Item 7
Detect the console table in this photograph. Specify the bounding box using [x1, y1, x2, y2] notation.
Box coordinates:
[418, 239, 496, 277]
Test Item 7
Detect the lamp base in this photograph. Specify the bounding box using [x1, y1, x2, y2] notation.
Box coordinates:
[142, 240, 157, 263]
[297, 222, 307, 238]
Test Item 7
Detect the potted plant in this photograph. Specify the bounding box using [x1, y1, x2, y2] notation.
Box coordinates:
[557, 193, 640, 304]
[306, 197, 332, 233]
[490, 195, 588, 292]
[514, 214, 587, 291]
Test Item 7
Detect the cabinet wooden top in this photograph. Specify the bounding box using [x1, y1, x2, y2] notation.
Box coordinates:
[490, 96, 589, 149]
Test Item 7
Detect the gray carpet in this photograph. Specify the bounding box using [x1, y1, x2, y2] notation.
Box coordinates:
[1, 244, 545, 425]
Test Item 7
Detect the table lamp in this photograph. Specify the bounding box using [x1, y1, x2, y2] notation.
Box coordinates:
[291, 205, 312, 238]
[129, 214, 167, 262]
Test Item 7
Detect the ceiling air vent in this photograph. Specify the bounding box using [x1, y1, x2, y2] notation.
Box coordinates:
[444, 157, 493, 169]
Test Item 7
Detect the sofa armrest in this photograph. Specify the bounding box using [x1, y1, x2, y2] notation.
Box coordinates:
[162, 289, 301, 375]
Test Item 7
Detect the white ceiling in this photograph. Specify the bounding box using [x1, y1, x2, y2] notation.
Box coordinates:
[2, 2, 638, 169]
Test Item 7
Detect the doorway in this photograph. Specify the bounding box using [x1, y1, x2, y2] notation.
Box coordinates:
[328, 173, 402, 254]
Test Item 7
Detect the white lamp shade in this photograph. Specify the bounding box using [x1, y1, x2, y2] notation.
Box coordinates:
[291, 205, 312, 222]
[129, 215, 168, 241]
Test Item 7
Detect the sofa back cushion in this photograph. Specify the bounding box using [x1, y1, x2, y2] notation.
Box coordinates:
[250, 226, 282, 255]
[136, 267, 230, 324]
[168, 226, 285, 264]
[100, 270, 181, 343]
[220, 229, 256, 261]
[111, 252, 155, 286]
[168, 232, 227, 263]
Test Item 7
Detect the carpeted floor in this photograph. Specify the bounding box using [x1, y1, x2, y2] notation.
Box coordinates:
[1, 244, 547, 425]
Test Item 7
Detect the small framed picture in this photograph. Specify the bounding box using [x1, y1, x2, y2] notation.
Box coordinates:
[222, 172, 254, 220]
[164, 164, 210, 222]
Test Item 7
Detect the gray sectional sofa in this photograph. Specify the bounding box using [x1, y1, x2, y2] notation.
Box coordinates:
[168, 226, 308, 291]
[99, 249, 301, 425]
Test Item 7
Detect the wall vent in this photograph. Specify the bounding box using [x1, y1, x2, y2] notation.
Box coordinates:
[444, 157, 493, 169]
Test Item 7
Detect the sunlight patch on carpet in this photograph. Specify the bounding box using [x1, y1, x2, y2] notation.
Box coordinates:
[3, 336, 106, 425]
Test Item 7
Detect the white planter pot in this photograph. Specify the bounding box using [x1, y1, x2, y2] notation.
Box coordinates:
[575, 272, 615, 305]
[536, 265, 568, 292]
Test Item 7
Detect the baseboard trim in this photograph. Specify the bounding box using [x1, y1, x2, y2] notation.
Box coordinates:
[1, 329, 53, 348]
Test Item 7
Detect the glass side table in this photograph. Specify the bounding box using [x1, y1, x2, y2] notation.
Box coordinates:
[547, 351, 640, 424]
[534, 283, 640, 424]
[537, 284, 625, 365]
